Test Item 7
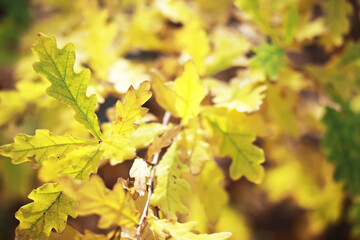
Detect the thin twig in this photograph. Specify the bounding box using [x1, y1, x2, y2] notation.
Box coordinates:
[134, 111, 171, 240]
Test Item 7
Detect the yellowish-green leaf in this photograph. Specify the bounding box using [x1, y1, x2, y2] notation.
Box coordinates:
[283, 3, 299, 45]
[150, 142, 191, 219]
[59, 174, 139, 229]
[32, 34, 102, 139]
[197, 161, 228, 222]
[152, 61, 206, 124]
[204, 111, 265, 183]
[100, 134, 136, 165]
[112, 81, 152, 136]
[39, 145, 102, 182]
[320, 0, 352, 49]
[178, 118, 211, 174]
[15, 183, 77, 240]
[100, 122, 136, 165]
[148, 217, 231, 240]
[0, 129, 95, 165]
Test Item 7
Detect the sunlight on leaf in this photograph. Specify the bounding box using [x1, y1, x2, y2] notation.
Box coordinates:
[32, 34, 102, 139]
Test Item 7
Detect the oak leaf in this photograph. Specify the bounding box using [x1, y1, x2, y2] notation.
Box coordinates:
[150, 142, 191, 219]
[59, 174, 139, 229]
[32, 34, 102, 139]
[0, 129, 95, 166]
[15, 183, 77, 240]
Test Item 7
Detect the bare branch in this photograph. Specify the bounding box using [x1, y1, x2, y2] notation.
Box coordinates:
[134, 111, 171, 240]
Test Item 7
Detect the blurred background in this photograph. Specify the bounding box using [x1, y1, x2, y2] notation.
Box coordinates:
[1, 0, 360, 239]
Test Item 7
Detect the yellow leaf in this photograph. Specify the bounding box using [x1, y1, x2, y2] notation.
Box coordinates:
[0, 129, 95, 165]
[206, 28, 251, 76]
[0, 91, 27, 127]
[82, 7, 117, 79]
[112, 81, 152, 136]
[152, 61, 206, 124]
[49, 224, 108, 240]
[129, 158, 150, 197]
[205, 78, 266, 113]
[121, 4, 164, 52]
[150, 69, 178, 114]
[32, 34, 102, 140]
[295, 18, 325, 42]
[265, 84, 299, 136]
[150, 142, 191, 219]
[148, 217, 232, 240]
[262, 138, 343, 234]
[108, 59, 150, 94]
[155, 0, 192, 24]
[59, 174, 139, 229]
[175, 21, 210, 74]
[174, 62, 205, 124]
[197, 161, 228, 223]
[216, 206, 252, 240]
[15, 183, 77, 240]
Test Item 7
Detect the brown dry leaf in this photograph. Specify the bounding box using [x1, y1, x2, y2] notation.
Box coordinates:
[147, 125, 182, 160]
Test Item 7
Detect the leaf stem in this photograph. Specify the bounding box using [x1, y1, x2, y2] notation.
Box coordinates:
[134, 111, 171, 239]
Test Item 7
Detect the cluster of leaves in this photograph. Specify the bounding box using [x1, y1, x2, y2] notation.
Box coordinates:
[0, 0, 359, 239]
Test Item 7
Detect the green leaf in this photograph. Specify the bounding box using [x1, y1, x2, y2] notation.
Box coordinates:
[322, 98, 360, 195]
[32, 34, 102, 140]
[204, 110, 265, 183]
[15, 183, 77, 240]
[249, 42, 285, 80]
[0, 129, 95, 166]
[149, 217, 232, 240]
[150, 142, 191, 219]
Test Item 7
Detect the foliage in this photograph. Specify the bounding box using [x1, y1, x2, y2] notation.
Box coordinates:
[0, 0, 359, 239]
